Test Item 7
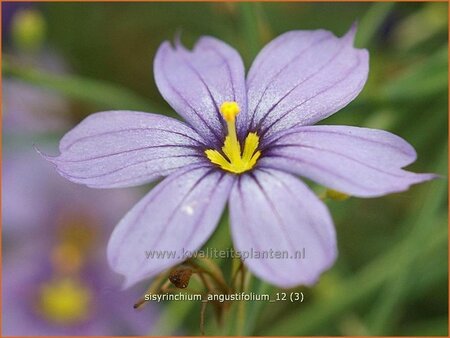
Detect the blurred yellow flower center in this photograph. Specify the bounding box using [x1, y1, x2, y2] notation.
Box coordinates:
[12, 9, 47, 52]
[205, 102, 261, 174]
[37, 278, 92, 325]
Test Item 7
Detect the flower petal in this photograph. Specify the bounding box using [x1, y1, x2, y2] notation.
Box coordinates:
[107, 165, 234, 288]
[229, 169, 337, 288]
[154, 37, 247, 145]
[40, 111, 206, 188]
[247, 25, 369, 138]
[261, 125, 437, 197]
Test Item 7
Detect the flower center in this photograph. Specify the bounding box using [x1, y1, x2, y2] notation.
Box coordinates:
[205, 101, 261, 174]
[34, 215, 97, 325]
[36, 277, 92, 325]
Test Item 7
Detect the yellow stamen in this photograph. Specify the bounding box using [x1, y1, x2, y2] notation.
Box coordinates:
[325, 189, 350, 201]
[205, 101, 261, 174]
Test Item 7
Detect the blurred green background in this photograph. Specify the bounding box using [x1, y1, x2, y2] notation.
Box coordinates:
[3, 2, 448, 336]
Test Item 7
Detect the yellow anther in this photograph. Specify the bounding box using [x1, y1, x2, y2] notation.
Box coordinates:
[206, 101, 260, 174]
[325, 189, 350, 201]
[220, 101, 240, 122]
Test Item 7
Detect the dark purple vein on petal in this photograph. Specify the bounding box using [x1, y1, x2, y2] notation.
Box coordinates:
[295, 75, 366, 126]
[247, 32, 296, 86]
[254, 37, 351, 134]
[257, 168, 334, 255]
[263, 129, 412, 156]
[110, 165, 210, 266]
[248, 35, 334, 130]
[250, 172, 299, 257]
[263, 154, 374, 191]
[82, 163, 210, 188]
[62, 127, 206, 151]
[182, 171, 228, 247]
[177, 51, 223, 130]
[268, 144, 408, 177]
[160, 47, 223, 144]
[57, 154, 204, 180]
[203, 44, 237, 102]
[145, 168, 217, 254]
[260, 55, 362, 138]
[236, 176, 279, 276]
[54, 144, 199, 163]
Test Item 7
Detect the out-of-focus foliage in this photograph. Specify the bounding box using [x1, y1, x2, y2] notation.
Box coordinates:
[3, 2, 447, 336]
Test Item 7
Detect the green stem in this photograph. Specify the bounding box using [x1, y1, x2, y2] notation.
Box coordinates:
[242, 278, 273, 335]
[189, 258, 229, 294]
[235, 265, 250, 335]
[150, 213, 231, 335]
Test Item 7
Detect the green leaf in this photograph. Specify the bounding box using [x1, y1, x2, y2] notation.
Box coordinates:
[3, 58, 165, 113]
[381, 46, 448, 101]
[237, 2, 265, 64]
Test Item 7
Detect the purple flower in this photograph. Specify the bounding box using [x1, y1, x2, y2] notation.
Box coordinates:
[3, 150, 157, 335]
[42, 25, 435, 288]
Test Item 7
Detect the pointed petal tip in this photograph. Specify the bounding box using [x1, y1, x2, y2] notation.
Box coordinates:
[343, 21, 359, 43]
[121, 275, 139, 290]
[33, 143, 46, 158]
[420, 172, 442, 182]
[107, 250, 142, 290]
[269, 263, 334, 289]
[106, 167, 233, 292]
[230, 169, 338, 290]
[33, 144, 58, 165]
[286, 247, 337, 289]
[155, 40, 173, 59]
[406, 171, 441, 186]
[271, 272, 320, 289]
[173, 29, 184, 50]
